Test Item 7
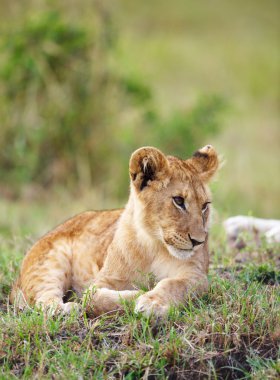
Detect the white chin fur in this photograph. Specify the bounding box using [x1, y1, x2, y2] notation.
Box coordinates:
[166, 245, 194, 260]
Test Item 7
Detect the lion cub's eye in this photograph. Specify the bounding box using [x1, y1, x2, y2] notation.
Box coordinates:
[173, 196, 186, 210]
[202, 202, 211, 213]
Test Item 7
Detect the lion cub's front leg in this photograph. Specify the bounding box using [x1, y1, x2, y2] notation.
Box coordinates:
[135, 274, 208, 317]
[83, 244, 144, 316]
[84, 286, 139, 316]
[83, 267, 140, 316]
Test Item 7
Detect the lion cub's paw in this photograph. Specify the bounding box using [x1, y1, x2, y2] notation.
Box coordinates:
[40, 301, 81, 317]
[135, 293, 170, 317]
[62, 302, 81, 315]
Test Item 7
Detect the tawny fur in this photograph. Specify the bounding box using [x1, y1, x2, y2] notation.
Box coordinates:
[10, 145, 219, 317]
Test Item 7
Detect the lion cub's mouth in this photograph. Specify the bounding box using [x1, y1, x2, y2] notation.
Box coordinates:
[165, 244, 194, 260]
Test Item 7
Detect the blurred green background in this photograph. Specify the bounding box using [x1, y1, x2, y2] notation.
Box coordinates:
[0, 0, 279, 238]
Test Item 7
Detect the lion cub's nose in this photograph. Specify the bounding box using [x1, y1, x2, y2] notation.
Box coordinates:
[188, 234, 204, 247]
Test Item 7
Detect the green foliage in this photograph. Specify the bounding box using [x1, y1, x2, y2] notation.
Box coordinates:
[0, 8, 120, 187]
[1, 11, 89, 90]
[150, 94, 226, 157]
[0, 6, 225, 197]
[240, 264, 280, 285]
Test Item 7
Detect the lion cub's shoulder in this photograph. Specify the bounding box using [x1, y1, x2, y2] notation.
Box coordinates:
[46, 209, 123, 241]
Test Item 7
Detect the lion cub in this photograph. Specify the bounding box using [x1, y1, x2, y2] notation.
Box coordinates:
[10, 145, 219, 317]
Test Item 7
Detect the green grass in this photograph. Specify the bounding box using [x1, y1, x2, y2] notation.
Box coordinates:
[0, 200, 279, 379]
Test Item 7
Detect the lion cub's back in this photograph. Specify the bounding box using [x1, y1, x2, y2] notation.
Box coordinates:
[48, 208, 124, 241]
[27, 208, 124, 268]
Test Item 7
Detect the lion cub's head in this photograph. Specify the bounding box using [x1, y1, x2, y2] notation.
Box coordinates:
[129, 145, 220, 259]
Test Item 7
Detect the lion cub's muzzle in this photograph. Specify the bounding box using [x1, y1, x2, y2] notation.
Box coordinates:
[164, 234, 191, 250]
[162, 231, 206, 260]
[164, 232, 205, 251]
[188, 234, 205, 248]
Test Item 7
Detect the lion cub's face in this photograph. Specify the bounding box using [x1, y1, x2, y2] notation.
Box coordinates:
[129, 145, 219, 260]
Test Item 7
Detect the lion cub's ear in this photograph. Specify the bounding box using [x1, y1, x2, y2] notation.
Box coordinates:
[187, 144, 220, 183]
[129, 147, 170, 191]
